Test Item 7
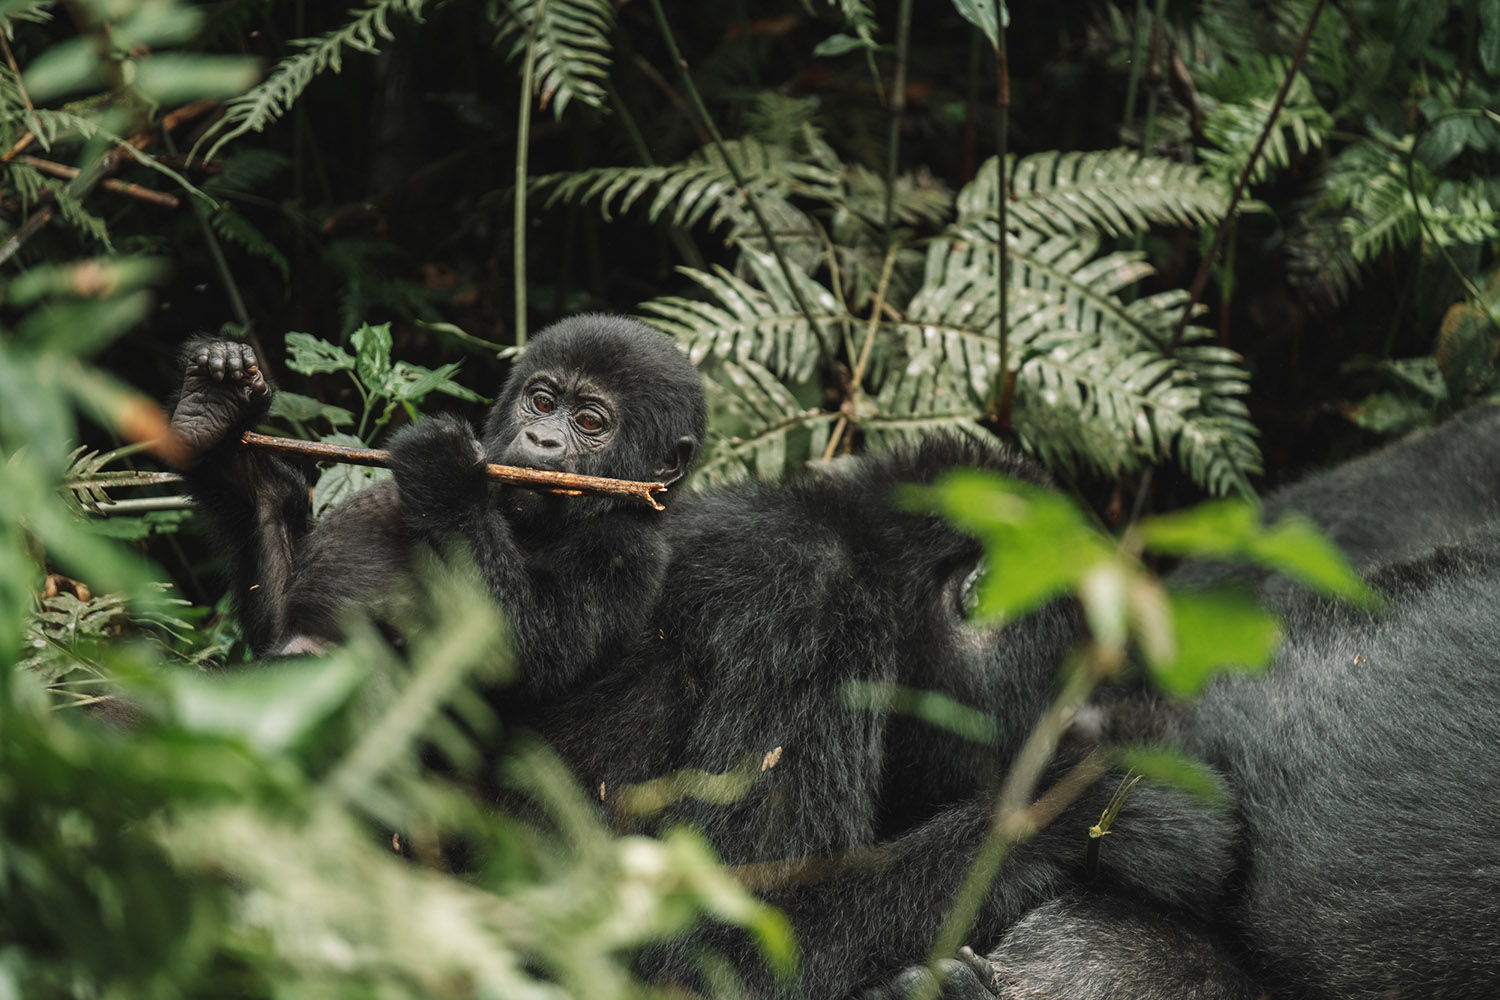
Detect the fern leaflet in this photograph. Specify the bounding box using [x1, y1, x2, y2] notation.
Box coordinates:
[198, 0, 428, 160]
[958, 150, 1229, 237]
[498, 0, 616, 115]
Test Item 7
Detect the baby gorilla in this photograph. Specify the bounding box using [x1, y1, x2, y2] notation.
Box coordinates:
[169, 315, 706, 699]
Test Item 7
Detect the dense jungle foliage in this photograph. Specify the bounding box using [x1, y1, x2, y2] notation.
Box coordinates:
[1, 0, 1495, 995]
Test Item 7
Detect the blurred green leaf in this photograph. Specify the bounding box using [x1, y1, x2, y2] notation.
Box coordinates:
[813, 33, 869, 57]
[16, 292, 154, 355]
[1147, 587, 1280, 697]
[1115, 747, 1228, 805]
[6, 258, 166, 307]
[107, 2, 204, 48]
[1481, 0, 1500, 76]
[841, 680, 1001, 745]
[165, 655, 365, 756]
[21, 37, 102, 102]
[1139, 501, 1379, 607]
[916, 469, 1109, 621]
[131, 54, 260, 105]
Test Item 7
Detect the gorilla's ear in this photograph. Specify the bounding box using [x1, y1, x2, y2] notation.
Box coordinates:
[656, 435, 698, 485]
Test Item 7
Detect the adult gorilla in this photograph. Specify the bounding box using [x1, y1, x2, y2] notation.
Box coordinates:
[538, 410, 1500, 999]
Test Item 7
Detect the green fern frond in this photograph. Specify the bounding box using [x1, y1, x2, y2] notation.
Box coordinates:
[198, 0, 428, 160]
[695, 358, 834, 484]
[1198, 55, 1332, 183]
[1287, 148, 1500, 305]
[211, 204, 290, 281]
[1172, 341, 1260, 496]
[4, 110, 203, 197]
[208, 150, 292, 193]
[498, 0, 616, 116]
[957, 151, 1230, 237]
[535, 137, 839, 231]
[47, 179, 111, 248]
[640, 250, 844, 383]
[910, 226, 1159, 398]
[849, 163, 955, 228]
[905, 219, 1259, 493]
[861, 362, 987, 449]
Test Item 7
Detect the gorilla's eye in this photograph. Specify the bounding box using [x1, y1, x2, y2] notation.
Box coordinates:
[956, 559, 985, 619]
[575, 410, 605, 434]
[531, 390, 555, 414]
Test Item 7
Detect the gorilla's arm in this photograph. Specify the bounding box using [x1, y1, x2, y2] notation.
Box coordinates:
[385, 414, 667, 698]
[168, 337, 309, 654]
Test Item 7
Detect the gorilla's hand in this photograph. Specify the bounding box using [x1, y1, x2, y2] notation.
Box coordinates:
[170, 339, 272, 460]
[863, 949, 1000, 1000]
[387, 413, 489, 536]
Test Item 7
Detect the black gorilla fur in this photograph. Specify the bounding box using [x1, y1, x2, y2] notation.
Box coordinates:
[542, 412, 1500, 999]
[174, 320, 1500, 1000]
[169, 315, 706, 698]
[537, 436, 1240, 998]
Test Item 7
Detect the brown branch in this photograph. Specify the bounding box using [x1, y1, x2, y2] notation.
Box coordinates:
[239, 431, 670, 511]
[19, 155, 180, 207]
[0, 29, 39, 164]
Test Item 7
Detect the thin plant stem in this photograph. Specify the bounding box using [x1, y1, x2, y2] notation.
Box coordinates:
[821, 244, 899, 462]
[1131, 0, 1168, 258]
[1169, 0, 1328, 353]
[513, 4, 545, 348]
[1121, 0, 1149, 128]
[913, 654, 1108, 1000]
[986, 8, 1013, 425]
[645, 0, 833, 378]
[884, 0, 913, 233]
[604, 77, 706, 270]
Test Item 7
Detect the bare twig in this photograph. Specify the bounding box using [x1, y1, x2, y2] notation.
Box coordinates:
[0, 99, 217, 266]
[239, 431, 670, 511]
[19, 155, 180, 207]
[0, 28, 40, 157]
[821, 244, 899, 462]
[1167, 0, 1327, 352]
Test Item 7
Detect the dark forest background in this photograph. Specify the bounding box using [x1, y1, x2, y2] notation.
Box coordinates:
[2, 0, 1498, 995]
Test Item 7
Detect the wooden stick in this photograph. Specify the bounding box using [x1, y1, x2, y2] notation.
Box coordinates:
[20, 155, 181, 208]
[239, 430, 669, 511]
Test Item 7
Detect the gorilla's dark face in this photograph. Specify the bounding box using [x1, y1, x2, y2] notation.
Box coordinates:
[502, 368, 620, 473]
[482, 314, 707, 494]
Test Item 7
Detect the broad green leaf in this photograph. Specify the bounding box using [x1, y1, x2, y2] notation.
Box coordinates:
[269, 390, 355, 429]
[312, 433, 389, 515]
[352, 322, 394, 396]
[951, 0, 1007, 49]
[284, 332, 354, 375]
[1147, 587, 1280, 697]
[392, 360, 485, 404]
[917, 469, 1109, 621]
[164, 655, 365, 755]
[1139, 501, 1378, 607]
[130, 55, 260, 105]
